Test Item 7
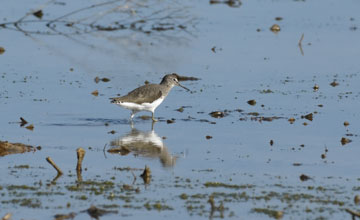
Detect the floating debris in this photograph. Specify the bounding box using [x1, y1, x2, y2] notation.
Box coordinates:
[211, 46, 216, 53]
[354, 195, 360, 205]
[25, 124, 34, 131]
[167, 119, 175, 124]
[94, 77, 101, 83]
[0, 47, 5, 54]
[108, 146, 130, 155]
[341, 137, 351, 145]
[140, 165, 151, 184]
[20, 117, 28, 127]
[206, 135, 213, 140]
[252, 208, 283, 219]
[139, 115, 151, 120]
[101, 77, 110, 82]
[108, 130, 116, 134]
[54, 212, 76, 220]
[260, 89, 274, 94]
[209, 0, 242, 7]
[33, 10, 43, 19]
[247, 99, 256, 106]
[344, 121, 350, 127]
[301, 113, 313, 121]
[91, 90, 99, 96]
[330, 80, 339, 87]
[209, 111, 226, 118]
[0, 140, 35, 156]
[321, 154, 326, 159]
[299, 174, 311, 181]
[275, 17, 283, 21]
[270, 24, 281, 33]
[94, 77, 110, 83]
[84, 205, 117, 219]
[313, 84, 319, 91]
[176, 107, 184, 112]
[288, 118, 295, 124]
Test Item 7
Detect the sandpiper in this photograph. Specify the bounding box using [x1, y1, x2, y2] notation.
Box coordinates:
[110, 73, 189, 122]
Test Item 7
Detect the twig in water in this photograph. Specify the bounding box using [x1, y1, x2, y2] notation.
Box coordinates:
[46, 157, 63, 175]
[346, 208, 360, 219]
[298, 33, 304, 56]
[2, 213, 12, 220]
[76, 147, 86, 172]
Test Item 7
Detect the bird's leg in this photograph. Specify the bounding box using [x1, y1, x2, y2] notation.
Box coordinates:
[130, 111, 136, 120]
[152, 112, 158, 122]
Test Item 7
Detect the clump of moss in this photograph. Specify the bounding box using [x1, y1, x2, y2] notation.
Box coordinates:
[204, 182, 253, 189]
[180, 193, 188, 200]
[252, 208, 283, 219]
[7, 185, 37, 191]
[144, 202, 173, 211]
[14, 165, 30, 169]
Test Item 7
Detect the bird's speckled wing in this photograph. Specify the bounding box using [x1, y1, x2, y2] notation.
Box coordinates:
[110, 84, 163, 104]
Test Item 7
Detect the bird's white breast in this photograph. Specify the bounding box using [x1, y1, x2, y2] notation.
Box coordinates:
[116, 97, 165, 112]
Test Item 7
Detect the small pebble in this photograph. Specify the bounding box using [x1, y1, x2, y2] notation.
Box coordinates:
[270, 24, 281, 32]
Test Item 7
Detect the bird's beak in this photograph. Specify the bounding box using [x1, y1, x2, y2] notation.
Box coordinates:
[178, 83, 190, 91]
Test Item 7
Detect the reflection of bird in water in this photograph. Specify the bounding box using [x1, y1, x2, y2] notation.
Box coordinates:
[109, 127, 176, 167]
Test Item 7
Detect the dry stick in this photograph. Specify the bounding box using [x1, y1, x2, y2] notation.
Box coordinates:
[76, 147, 86, 172]
[46, 157, 63, 175]
[2, 213, 12, 220]
[346, 209, 360, 218]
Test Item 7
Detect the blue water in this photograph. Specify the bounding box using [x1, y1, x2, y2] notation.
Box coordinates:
[1, 0, 360, 219]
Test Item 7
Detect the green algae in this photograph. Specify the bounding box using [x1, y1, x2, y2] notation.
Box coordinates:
[2, 198, 41, 208]
[13, 165, 30, 169]
[180, 193, 188, 200]
[144, 202, 174, 211]
[252, 208, 283, 219]
[204, 182, 254, 189]
[7, 185, 37, 191]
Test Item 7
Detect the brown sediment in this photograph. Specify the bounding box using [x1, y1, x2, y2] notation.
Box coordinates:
[0, 141, 35, 157]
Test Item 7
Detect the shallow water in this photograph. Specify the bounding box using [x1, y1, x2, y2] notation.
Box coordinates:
[1, 0, 360, 219]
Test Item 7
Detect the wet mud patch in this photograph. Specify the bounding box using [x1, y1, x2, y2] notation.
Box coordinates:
[0, 141, 36, 157]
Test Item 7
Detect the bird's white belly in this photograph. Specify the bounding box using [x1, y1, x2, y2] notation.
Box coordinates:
[117, 97, 165, 112]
